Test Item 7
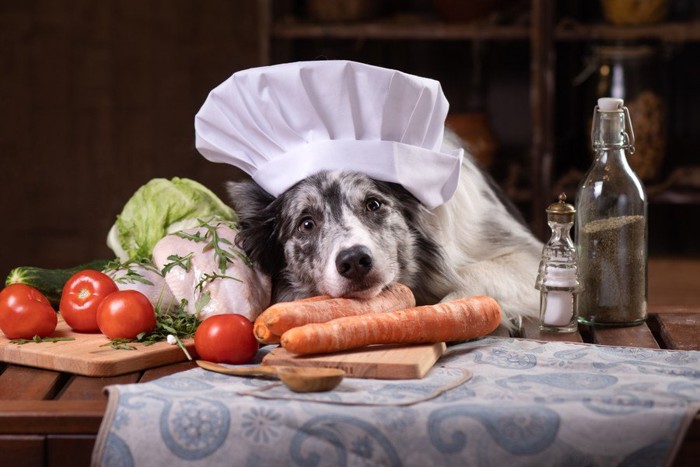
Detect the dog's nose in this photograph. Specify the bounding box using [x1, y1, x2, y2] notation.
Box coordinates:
[335, 245, 373, 280]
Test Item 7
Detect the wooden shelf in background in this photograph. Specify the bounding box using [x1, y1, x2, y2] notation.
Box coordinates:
[555, 20, 700, 42]
[649, 188, 700, 205]
[273, 19, 530, 41]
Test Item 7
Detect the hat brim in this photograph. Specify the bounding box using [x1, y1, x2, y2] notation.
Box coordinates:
[251, 139, 463, 210]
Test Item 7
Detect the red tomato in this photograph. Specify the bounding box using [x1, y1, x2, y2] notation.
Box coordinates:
[60, 269, 119, 332]
[96, 290, 156, 339]
[194, 314, 258, 364]
[0, 284, 57, 339]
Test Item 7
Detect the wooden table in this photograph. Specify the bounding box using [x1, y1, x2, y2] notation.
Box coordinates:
[1, 307, 698, 467]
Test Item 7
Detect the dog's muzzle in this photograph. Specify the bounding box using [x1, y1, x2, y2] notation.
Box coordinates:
[335, 245, 373, 281]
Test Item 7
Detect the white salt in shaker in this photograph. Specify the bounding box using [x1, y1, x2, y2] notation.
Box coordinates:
[535, 193, 580, 333]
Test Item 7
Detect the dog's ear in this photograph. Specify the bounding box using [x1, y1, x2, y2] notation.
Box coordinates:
[227, 180, 284, 275]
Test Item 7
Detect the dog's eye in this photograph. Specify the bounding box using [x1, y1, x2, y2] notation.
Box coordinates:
[365, 198, 382, 212]
[298, 217, 315, 232]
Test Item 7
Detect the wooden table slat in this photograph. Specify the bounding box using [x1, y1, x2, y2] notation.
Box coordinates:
[47, 435, 97, 467]
[590, 323, 660, 349]
[139, 361, 197, 383]
[0, 400, 105, 434]
[519, 318, 585, 343]
[0, 435, 45, 466]
[57, 372, 141, 401]
[0, 365, 65, 400]
[649, 305, 700, 314]
[656, 313, 700, 351]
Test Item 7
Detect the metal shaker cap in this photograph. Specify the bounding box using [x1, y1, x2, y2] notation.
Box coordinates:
[546, 193, 576, 223]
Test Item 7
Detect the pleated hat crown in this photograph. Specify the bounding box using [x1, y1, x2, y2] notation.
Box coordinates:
[195, 60, 463, 209]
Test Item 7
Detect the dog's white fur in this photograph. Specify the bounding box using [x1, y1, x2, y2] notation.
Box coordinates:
[229, 135, 543, 329]
[431, 156, 542, 326]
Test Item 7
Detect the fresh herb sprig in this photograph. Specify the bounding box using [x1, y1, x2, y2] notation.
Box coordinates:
[161, 252, 194, 275]
[10, 336, 75, 345]
[103, 259, 157, 286]
[194, 272, 242, 294]
[174, 219, 252, 274]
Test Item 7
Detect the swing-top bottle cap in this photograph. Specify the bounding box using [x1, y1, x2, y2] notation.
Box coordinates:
[546, 193, 576, 223]
[597, 97, 624, 111]
[592, 97, 636, 153]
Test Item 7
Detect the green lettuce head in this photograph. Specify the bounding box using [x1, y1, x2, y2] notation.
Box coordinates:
[107, 177, 236, 261]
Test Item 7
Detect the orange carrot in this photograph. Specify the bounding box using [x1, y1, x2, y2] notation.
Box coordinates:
[253, 295, 332, 344]
[263, 283, 415, 337]
[280, 296, 502, 355]
[253, 319, 280, 344]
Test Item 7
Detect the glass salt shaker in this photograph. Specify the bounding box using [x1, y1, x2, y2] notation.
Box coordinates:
[575, 97, 648, 326]
[535, 193, 580, 333]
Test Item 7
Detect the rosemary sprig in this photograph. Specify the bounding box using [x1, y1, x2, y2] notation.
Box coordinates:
[10, 336, 76, 345]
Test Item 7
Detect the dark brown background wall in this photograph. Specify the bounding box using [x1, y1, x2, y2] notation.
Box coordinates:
[0, 0, 261, 278]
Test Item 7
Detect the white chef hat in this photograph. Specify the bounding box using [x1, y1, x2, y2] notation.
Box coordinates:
[194, 60, 463, 209]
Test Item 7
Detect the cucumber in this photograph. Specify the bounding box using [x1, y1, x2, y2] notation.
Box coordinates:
[5, 259, 113, 307]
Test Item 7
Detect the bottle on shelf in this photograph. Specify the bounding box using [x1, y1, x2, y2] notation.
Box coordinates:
[575, 97, 648, 327]
[591, 44, 667, 182]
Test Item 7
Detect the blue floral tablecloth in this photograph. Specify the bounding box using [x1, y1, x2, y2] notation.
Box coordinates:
[91, 338, 700, 467]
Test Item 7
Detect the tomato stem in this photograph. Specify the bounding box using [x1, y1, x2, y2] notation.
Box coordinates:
[78, 288, 91, 300]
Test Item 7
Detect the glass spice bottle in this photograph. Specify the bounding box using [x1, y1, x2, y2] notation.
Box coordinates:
[575, 97, 648, 326]
[535, 194, 580, 333]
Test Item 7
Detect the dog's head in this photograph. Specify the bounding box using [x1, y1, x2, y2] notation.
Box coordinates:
[228, 171, 436, 301]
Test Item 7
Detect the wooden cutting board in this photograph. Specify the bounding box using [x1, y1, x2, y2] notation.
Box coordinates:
[262, 342, 446, 379]
[0, 317, 195, 377]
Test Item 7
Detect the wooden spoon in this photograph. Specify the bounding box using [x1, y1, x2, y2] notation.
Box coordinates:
[196, 360, 345, 393]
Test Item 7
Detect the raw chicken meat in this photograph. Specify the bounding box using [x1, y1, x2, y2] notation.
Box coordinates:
[152, 221, 271, 321]
[106, 262, 178, 311]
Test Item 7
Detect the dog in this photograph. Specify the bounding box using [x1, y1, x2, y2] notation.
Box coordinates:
[227, 136, 543, 329]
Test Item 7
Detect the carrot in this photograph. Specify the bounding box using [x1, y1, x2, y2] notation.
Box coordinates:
[280, 296, 502, 355]
[253, 295, 332, 344]
[253, 319, 280, 344]
[262, 283, 415, 337]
